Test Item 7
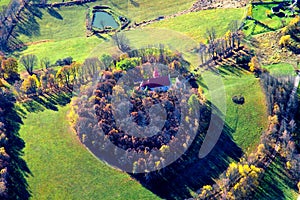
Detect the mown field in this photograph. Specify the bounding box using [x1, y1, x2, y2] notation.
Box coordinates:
[45, 0, 195, 22]
[19, 104, 159, 200]
[201, 66, 268, 153]
[15, 6, 245, 69]
[263, 62, 296, 76]
[149, 8, 245, 41]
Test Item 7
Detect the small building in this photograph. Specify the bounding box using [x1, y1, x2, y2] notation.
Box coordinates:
[140, 75, 171, 92]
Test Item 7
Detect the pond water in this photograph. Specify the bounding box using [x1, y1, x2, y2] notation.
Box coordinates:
[92, 11, 119, 29]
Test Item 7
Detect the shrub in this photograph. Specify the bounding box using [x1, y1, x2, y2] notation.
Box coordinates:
[55, 57, 73, 66]
[116, 57, 141, 71]
[232, 95, 245, 105]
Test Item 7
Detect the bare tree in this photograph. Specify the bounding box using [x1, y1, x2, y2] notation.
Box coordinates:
[20, 54, 38, 75]
[199, 43, 207, 64]
[83, 57, 101, 79]
[112, 32, 131, 52]
[205, 27, 217, 58]
[205, 27, 217, 43]
[40, 57, 51, 69]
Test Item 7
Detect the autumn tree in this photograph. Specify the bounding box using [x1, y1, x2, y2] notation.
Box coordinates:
[206, 27, 217, 58]
[56, 66, 71, 88]
[21, 74, 40, 94]
[20, 54, 38, 76]
[279, 35, 291, 47]
[1, 57, 19, 82]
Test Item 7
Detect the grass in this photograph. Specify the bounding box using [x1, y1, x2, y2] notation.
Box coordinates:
[244, 4, 293, 36]
[0, 0, 10, 7]
[201, 66, 268, 153]
[19, 104, 160, 200]
[15, 7, 244, 70]
[100, 0, 195, 22]
[263, 63, 296, 76]
[149, 8, 245, 42]
[254, 157, 299, 200]
[40, 0, 195, 22]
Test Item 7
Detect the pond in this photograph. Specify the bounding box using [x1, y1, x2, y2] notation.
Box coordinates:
[92, 11, 119, 29]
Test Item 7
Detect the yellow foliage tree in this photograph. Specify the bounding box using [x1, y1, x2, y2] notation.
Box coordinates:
[279, 35, 291, 47]
[248, 56, 257, 72]
[21, 74, 40, 94]
[247, 4, 253, 17]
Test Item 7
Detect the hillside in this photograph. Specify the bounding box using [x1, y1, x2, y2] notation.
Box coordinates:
[0, 0, 299, 199]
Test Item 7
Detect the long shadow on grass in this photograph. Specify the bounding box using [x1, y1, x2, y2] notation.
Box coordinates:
[130, 103, 243, 200]
[253, 156, 298, 200]
[21, 89, 72, 113]
[47, 7, 63, 20]
[0, 91, 31, 199]
[8, 4, 43, 52]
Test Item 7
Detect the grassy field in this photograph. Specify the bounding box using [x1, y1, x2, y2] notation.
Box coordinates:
[44, 0, 195, 22]
[201, 66, 268, 153]
[263, 63, 296, 76]
[15, 7, 244, 69]
[19, 104, 159, 200]
[244, 4, 293, 36]
[104, 0, 195, 22]
[255, 157, 299, 200]
[150, 8, 245, 42]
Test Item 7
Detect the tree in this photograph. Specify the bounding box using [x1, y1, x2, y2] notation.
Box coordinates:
[279, 35, 291, 47]
[1, 57, 19, 82]
[248, 56, 257, 72]
[100, 54, 113, 70]
[20, 54, 38, 76]
[40, 57, 51, 69]
[112, 32, 131, 52]
[116, 57, 140, 71]
[56, 66, 72, 87]
[21, 74, 40, 94]
[206, 27, 217, 57]
[83, 57, 101, 79]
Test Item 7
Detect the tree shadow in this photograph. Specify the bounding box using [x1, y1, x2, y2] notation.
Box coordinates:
[46, 7, 63, 20]
[254, 156, 298, 200]
[21, 89, 72, 113]
[218, 65, 243, 77]
[7, 5, 43, 52]
[0, 91, 32, 199]
[129, 0, 140, 7]
[130, 102, 243, 200]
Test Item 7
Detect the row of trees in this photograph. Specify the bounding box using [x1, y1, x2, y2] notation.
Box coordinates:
[197, 20, 244, 66]
[0, 0, 28, 51]
[14, 54, 114, 96]
[0, 88, 31, 199]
